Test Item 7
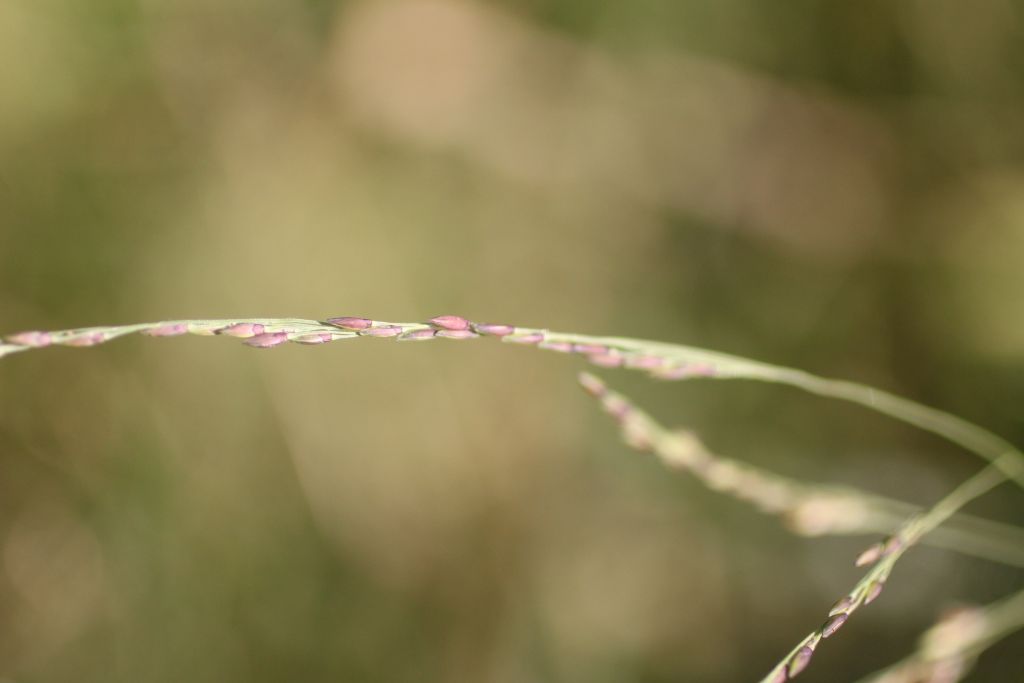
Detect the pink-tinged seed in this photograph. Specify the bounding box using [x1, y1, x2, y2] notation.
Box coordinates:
[63, 333, 105, 347]
[291, 333, 334, 345]
[326, 317, 373, 330]
[142, 324, 187, 337]
[626, 355, 663, 369]
[589, 353, 624, 368]
[504, 333, 544, 345]
[829, 597, 854, 616]
[855, 542, 884, 567]
[359, 326, 403, 337]
[436, 329, 478, 339]
[243, 332, 289, 348]
[650, 365, 691, 379]
[578, 372, 606, 397]
[882, 536, 904, 556]
[623, 420, 653, 451]
[602, 396, 631, 420]
[7, 331, 51, 347]
[473, 323, 514, 336]
[766, 669, 788, 683]
[429, 315, 471, 331]
[219, 323, 265, 338]
[690, 364, 717, 376]
[787, 646, 814, 677]
[539, 341, 574, 353]
[572, 343, 608, 355]
[821, 613, 848, 638]
[864, 581, 884, 605]
[398, 329, 436, 342]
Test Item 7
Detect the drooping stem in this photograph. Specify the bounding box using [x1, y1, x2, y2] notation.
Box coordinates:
[5, 314, 1022, 489]
[757, 457, 1013, 683]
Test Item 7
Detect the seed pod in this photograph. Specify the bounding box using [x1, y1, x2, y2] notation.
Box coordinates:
[787, 646, 814, 678]
[573, 344, 608, 355]
[359, 326, 403, 337]
[243, 332, 289, 348]
[650, 365, 691, 379]
[589, 353, 623, 367]
[504, 333, 544, 345]
[473, 323, 515, 336]
[821, 613, 848, 638]
[398, 329, 436, 342]
[219, 323, 265, 338]
[828, 596, 854, 617]
[429, 315, 471, 331]
[142, 324, 188, 337]
[882, 536, 904, 556]
[7, 331, 52, 347]
[63, 333, 106, 347]
[625, 355, 663, 369]
[855, 542, 884, 567]
[538, 341, 573, 353]
[864, 581, 885, 605]
[578, 372, 606, 397]
[326, 317, 373, 330]
[436, 329, 478, 339]
[290, 333, 335, 345]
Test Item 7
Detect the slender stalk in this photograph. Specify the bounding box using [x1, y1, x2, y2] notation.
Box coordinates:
[757, 457, 1013, 682]
[576, 372, 1024, 568]
[4, 314, 1022, 680]
[5, 315, 1022, 489]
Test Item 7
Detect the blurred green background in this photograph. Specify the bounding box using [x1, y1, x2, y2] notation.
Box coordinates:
[1, 1, 1023, 681]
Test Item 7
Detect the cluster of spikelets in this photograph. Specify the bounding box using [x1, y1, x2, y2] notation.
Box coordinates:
[4, 313, 1023, 682]
[579, 371, 1021, 683]
[2, 314, 723, 380]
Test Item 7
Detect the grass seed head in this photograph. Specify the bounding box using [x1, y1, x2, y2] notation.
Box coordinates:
[787, 646, 815, 678]
[398, 329, 436, 342]
[218, 323, 265, 338]
[855, 542, 885, 567]
[504, 333, 544, 345]
[243, 332, 290, 348]
[821, 613, 848, 638]
[429, 315, 471, 331]
[538, 341, 574, 353]
[325, 316, 373, 330]
[7, 331, 53, 346]
[436, 329, 479, 339]
[359, 326, 403, 337]
[63, 332, 106, 346]
[473, 323, 514, 336]
[141, 324, 188, 337]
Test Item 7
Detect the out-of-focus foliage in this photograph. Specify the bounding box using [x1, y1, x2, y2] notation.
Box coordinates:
[1, 1, 1022, 681]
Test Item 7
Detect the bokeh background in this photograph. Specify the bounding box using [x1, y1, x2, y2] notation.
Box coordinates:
[1, 1, 1023, 681]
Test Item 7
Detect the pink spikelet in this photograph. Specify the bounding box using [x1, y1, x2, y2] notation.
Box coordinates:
[243, 332, 289, 348]
[436, 329, 478, 339]
[429, 315, 471, 331]
[325, 317, 373, 330]
[6, 331, 52, 347]
[142, 324, 188, 337]
[398, 329, 436, 342]
[219, 323, 265, 338]
[504, 333, 544, 345]
[63, 332, 106, 347]
[359, 326, 403, 338]
[473, 323, 514, 336]
[291, 333, 335, 345]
